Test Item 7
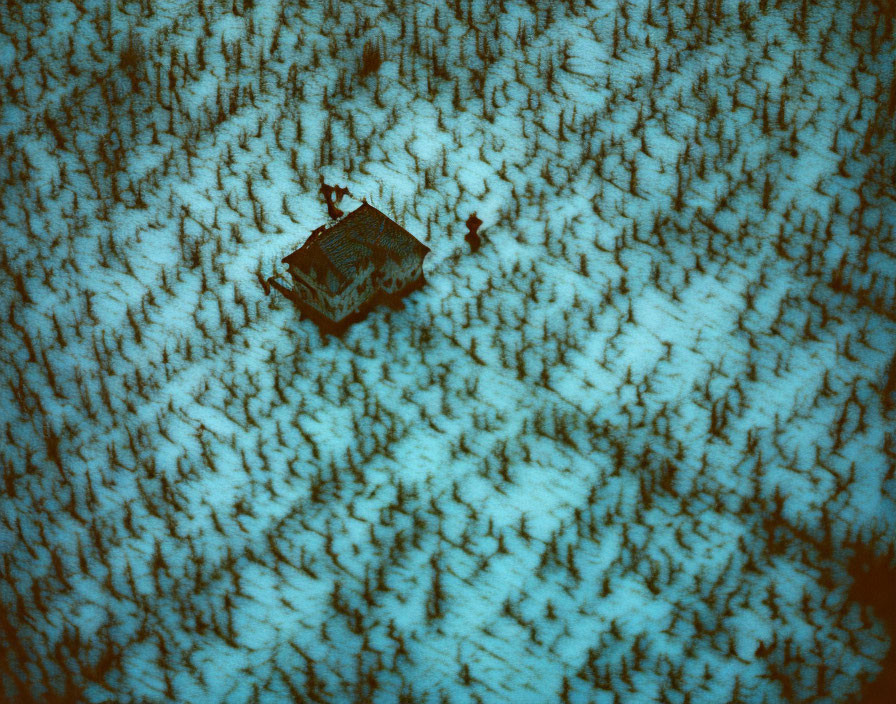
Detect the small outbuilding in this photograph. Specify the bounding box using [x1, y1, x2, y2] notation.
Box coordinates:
[267, 202, 430, 334]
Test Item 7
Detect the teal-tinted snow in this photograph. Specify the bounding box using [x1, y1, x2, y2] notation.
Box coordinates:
[2, 0, 895, 702]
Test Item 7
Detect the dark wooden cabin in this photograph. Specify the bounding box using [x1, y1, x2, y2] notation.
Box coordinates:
[270, 202, 430, 334]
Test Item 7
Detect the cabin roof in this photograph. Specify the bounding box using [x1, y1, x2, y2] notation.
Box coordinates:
[282, 202, 429, 293]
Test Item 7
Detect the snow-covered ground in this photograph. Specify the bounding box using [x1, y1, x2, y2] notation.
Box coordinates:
[1, 0, 895, 702]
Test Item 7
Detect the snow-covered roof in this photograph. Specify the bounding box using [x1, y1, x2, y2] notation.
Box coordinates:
[282, 202, 429, 294]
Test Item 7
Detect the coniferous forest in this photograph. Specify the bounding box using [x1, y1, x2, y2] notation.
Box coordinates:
[1, 1, 895, 702]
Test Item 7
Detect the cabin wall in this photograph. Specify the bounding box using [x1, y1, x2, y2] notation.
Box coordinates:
[287, 253, 425, 322]
[328, 266, 376, 320]
[289, 268, 331, 317]
[290, 264, 377, 322]
[378, 254, 424, 293]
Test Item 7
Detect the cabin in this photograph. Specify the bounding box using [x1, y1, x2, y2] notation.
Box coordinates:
[269, 202, 430, 333]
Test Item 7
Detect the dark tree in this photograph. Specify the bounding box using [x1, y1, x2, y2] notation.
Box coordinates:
[320, 181, 345, 219]
[465, 212, 483, 252]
